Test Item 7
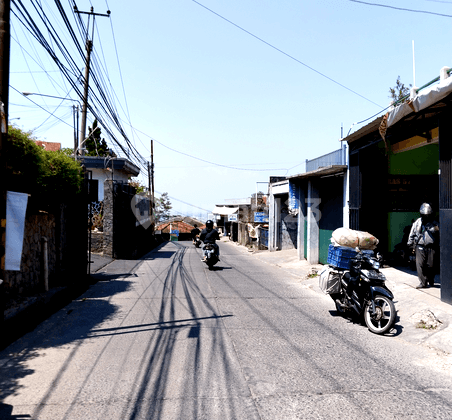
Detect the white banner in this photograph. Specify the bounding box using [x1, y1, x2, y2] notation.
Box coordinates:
[5, 191, 28, 271]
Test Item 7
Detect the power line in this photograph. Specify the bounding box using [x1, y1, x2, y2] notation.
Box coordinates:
[155, 190, 212, 213]
[125, 124, 289, 172]
[191, 0, 383, 108]
[10, 85, 74, 129]
[424, 0, 452, 3]
[348, 0, 452, 17]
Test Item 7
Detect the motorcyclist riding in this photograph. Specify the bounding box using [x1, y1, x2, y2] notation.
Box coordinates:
[191, 224, 200, 240]
[200, 220, 220, 261]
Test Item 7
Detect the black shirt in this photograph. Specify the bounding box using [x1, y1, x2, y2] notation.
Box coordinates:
[191, 227, 200, 237]
[200, 228, 220, 244]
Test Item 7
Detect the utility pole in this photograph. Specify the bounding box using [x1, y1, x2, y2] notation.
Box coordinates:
[151, 140, 155, 212]
[0, 0, 11, 328]
[74, 6, 110, 155]
[79, 38, 92, 156]
[147, 161, 151, 224]
[147, 162, 151, 195]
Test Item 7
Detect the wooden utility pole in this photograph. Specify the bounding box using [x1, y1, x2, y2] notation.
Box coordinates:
[151, 139, 156, 228]
[151, 140, 155, 208]
[79, 38, 92, 156]
[74, 6, 110, 155]
[0, 0, 11, 327]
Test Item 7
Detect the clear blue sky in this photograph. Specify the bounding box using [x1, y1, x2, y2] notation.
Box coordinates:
[9, 0, 452, 218]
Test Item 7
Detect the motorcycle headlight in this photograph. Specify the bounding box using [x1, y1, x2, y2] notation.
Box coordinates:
[361, 269, 371, 281]
[370, 260, 380, 270]
[361, 269, 385, 281]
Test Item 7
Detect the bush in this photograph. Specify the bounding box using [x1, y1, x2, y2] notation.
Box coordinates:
[40, 150, 83, 199]
[6, 126, 43, 195]
[6, 125, 83, 204]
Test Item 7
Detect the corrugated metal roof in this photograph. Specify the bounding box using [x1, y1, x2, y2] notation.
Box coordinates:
[341, 116, 384, 144]
[288, 165, 347, 180]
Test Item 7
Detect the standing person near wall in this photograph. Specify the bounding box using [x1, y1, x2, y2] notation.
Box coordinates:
[407, 203, 440, 289]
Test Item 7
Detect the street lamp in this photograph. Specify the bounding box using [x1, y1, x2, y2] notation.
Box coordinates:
[22, 92, 81, 154]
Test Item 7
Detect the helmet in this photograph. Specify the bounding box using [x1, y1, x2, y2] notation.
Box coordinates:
[193, 224, 197, 228]
[420, 203, 432, 215]
[206, 220, 214, 229]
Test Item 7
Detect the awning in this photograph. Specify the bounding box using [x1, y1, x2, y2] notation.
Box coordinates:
[270, 181, 289, 195]
[384, 76, 452, 133]
[288, 165, 347, 180]
[212, 206, 239, 215]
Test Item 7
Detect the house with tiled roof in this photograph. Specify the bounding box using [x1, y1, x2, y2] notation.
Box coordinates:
[34, 140, 61, 151]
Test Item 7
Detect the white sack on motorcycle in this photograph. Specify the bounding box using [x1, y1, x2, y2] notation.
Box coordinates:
[319, 267, 342, 295]
[331, 228, 379, 250]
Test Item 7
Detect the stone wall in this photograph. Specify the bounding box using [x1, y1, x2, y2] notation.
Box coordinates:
[90, 231, 104, 254]
[5, 212, 56, 296]
[103, 180, 113, 256]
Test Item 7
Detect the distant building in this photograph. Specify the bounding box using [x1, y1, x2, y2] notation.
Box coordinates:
[35, 140, 61, 151]
[79, 156, 140, 202]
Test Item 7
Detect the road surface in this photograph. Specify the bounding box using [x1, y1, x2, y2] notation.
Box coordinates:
[1, 241, 452, 419]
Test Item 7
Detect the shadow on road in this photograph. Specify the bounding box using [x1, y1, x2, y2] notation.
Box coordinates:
[0, 276, 133, 410]
[0, 402, 31, 419]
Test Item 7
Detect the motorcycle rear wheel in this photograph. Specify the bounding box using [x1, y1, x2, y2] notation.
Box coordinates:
[364, 295, 395, 334]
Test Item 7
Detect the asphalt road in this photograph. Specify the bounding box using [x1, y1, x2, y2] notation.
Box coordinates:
[1, 241, 452, 419]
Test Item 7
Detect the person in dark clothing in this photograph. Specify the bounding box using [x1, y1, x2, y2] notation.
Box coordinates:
[191, 224, 200, 240]
[407, 203, 439, 289]
[200, 220, 220, 260]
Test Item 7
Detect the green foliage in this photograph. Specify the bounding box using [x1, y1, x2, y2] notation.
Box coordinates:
[6, 125, 44, 195]
[85, 119, 110, 156]
[40, 150, 83, 199]
[6, 125, 83, 203]
[61, 147, 75, 156]
[128, 178, 146, 194]
[155, 192, 172, 223]
[389, 76, 412, 104]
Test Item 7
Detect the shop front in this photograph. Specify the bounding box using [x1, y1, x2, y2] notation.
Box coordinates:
[344, 70, 452, 303]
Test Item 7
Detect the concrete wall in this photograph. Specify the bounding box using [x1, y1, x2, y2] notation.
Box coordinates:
[91, 168, 129, 201]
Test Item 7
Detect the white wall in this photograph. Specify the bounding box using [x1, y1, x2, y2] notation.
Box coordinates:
[90, 168, 129, 201]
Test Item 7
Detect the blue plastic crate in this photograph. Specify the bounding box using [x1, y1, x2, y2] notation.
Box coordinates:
[327, 245, 374, 269]
[327, 245, 357, 269]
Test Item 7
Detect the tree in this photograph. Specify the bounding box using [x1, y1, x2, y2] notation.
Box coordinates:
[389, 76, 412, 104]
[85, 119, 110, 156]
[128, 178, 146, 194]
[155, 192, 172, 223]
[6, 125, 83, 202]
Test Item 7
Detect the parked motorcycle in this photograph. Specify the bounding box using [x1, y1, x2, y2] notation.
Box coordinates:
[193, 236, 201, 248]
[202, 243, 219, 270]
[321, 248, 396, 335]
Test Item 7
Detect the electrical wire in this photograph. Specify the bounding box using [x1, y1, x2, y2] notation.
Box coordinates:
[155, 190, 212, 213]
[10, 84, 74, 129]
[191, 0, 383, 108]
[124, 123, 289, 172]
[14, 0, 149, 170]
[348, 0, 452, 17]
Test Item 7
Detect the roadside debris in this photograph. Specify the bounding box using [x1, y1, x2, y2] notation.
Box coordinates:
[410, 309, 443, 330]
